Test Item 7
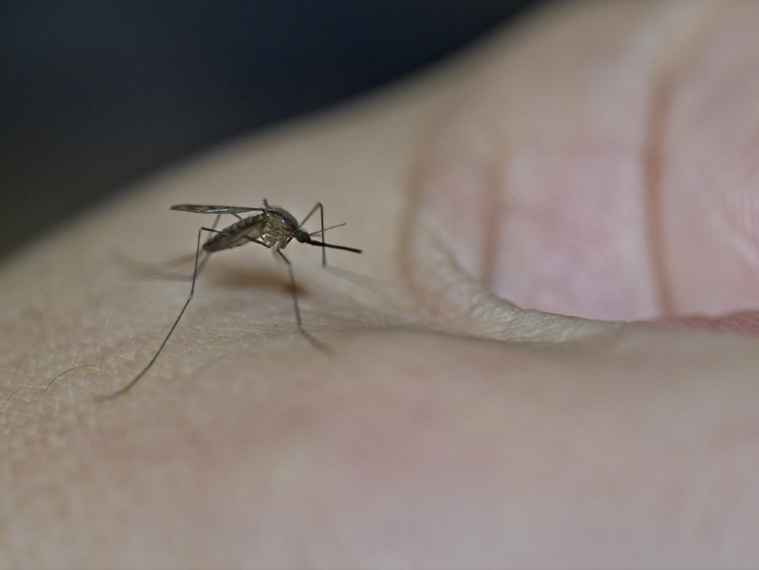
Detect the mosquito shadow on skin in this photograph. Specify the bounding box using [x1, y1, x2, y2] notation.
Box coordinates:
[203, 264, 311, 297]
[111, 246, 309, 295]
[110, 247, 197, 282]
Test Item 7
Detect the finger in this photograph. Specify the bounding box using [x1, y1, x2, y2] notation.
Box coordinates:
[406, 2, 734, 323]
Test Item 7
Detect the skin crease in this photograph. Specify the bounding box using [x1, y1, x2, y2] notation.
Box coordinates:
[1, 0, 759, 567]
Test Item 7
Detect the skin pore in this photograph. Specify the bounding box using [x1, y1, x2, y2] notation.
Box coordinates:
[2, 1, 759, 567]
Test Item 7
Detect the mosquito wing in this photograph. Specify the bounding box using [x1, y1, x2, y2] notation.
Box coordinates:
[170, 204, 265, 215]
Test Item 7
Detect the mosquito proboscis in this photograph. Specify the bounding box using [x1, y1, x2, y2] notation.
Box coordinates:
[96, 199, 361, 402]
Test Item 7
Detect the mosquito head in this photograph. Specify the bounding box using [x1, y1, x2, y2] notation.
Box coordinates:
[294, 228, 311, 243]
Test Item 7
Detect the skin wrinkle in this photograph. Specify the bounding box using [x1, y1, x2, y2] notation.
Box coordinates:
[405, 222, 618, 343]
[642, 3, 725, 318]
[477, 119, 503, 293]
[643, 71, 673, 316]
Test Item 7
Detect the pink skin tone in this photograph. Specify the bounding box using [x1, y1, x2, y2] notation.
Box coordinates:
[1, 2, 759, 567]
[412, 1, 759, 330]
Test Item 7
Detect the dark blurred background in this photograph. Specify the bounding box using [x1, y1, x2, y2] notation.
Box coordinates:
[1, 1, 544, 259]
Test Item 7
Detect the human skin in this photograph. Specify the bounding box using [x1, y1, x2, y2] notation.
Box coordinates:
[2, 1, 759, 567]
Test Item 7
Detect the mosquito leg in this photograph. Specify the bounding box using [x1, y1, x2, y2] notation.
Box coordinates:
[318, 202, 326, 268]
[275, 248, 333, 355]
[299, 201, 322, 226]
[96, 225, 213, 402]
[300, 202, 327, 267]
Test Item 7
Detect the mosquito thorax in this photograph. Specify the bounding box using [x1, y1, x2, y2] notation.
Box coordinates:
[267, 206, 299, 228]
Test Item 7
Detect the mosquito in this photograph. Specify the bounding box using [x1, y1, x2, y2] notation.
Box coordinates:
[96, 199, 361, 402]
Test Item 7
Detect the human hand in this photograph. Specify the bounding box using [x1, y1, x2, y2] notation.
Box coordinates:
[2, 2, 758, 567]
